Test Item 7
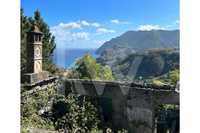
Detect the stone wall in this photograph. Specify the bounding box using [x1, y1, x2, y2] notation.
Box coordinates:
[21, 78, 179, 133]
[62, 79, 179, 133]
[21, 78, 61, 105]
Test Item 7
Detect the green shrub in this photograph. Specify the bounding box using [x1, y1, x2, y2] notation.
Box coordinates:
[73, 54, 114, 80]
[52, 94, 100, 132]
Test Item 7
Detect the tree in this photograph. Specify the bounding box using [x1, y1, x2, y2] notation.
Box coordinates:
[73, 54, 114, 80]
[75, 54, 97, 79]
[21, 9, 56, 74]
[21, 9, 32, 73]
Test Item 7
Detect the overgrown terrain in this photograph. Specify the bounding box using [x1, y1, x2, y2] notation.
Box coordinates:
[98, 48, 179, 84]
[21, 9, 179, 133]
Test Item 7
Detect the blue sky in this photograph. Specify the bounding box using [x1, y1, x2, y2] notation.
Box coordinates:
[21, 0, 179, 49]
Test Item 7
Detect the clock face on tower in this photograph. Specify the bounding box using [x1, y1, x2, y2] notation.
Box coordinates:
[35, 46, 41, 58]
[34, 60, 42, 73]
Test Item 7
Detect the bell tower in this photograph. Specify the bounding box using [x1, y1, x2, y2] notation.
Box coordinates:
[22, 23, 51, 86]
[27, 24, 43, 73]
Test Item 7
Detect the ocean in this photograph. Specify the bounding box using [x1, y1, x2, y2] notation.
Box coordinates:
[53, 48, 98, 68]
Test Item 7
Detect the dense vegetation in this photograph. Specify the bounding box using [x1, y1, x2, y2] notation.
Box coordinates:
[68, 54, 114, 80]
[149, 69, 179, 86]
[21, 86, 56, 133]
[98, 48, 179, 85]
[21, 9, 59, 74]
[21, 85, 127, 133]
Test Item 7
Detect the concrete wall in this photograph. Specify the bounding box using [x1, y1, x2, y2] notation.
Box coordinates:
[63, 79, 179, 133]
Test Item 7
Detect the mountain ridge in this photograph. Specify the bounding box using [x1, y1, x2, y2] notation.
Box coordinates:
[96, 30, 180, 81]
[96, 30, 179, 54]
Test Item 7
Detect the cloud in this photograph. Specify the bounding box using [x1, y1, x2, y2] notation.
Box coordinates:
[50, 20, 100, 45]
[80, 20, 100, 27]
[81, 20, 90, 26]
[111, 19, 120, 24]
[52, 20, 101, 32]
[52, 22, 82, 30]
[50, 23, 91, 48]
[137, 24, 165, 31]
[96, 28, 115, 33]
[50, 20, 115, 48]
[110, 19, 129, 24]
[51, 28, 89, 42]
[91, 22, 100, 27]
[72, 32, 89, 40]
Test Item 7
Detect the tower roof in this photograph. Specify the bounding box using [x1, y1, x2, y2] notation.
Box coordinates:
[29, 23, 43, 34]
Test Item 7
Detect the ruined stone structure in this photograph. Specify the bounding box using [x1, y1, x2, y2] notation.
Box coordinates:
[63, 79, 179, 133]
[22, 24, 55, 86]
[27, 24, 43, 73]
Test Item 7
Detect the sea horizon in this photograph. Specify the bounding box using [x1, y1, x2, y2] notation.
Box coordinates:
[53, 48, 99, 69]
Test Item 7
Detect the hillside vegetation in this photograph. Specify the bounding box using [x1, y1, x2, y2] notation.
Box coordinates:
[98, 48, 179, 83]
[97, 30, 179, 83]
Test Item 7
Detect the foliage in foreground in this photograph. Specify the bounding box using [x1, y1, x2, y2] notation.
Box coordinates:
[21, 84, 127, 133]
[21, 87, 56, 133]
[52, 94, 100, 132]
